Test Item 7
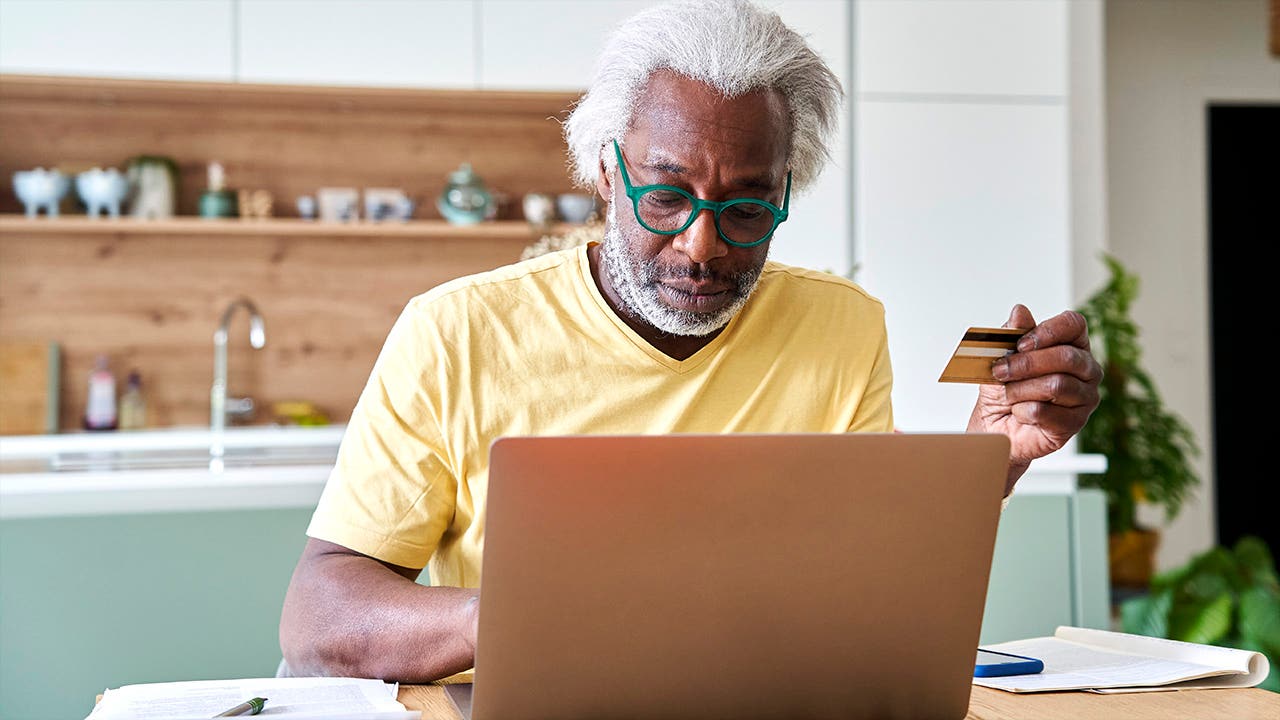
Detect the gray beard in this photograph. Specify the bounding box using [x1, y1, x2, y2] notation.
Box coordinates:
[600, 200, 764, 337]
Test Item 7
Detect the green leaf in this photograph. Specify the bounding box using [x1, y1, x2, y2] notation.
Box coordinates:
[1126, 538, 1280, 694]
[1258, 665, 1280, 693]
[1169, 591, 1232, 645]
[1181, 548, 1237, 597]
[1239, 586, 1280, 657]
[1075, 253, 1200, 535]
[1148, 562, 1193, 593]
[1235, 536, 1280, 587]
[1120, 590, 1171, 638]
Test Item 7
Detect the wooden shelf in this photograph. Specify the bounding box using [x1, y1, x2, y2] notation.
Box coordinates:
[0, 73, 581, 116]
[0, 74, 591, 431]
[0, 215, 580, 239]
[0, 73, 580, 219]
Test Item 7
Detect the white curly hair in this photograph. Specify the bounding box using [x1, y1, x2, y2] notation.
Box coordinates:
[564, 0, 842, 194]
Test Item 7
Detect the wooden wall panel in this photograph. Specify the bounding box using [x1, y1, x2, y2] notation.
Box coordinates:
[0, 229, 537, 430]
[0, 75, 583, 219]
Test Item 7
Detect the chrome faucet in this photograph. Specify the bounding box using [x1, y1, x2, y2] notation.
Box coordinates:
[210, 297, 266, 471]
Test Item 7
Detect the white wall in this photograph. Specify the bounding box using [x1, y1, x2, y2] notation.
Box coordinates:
[1105, 0, 1280, 571]
[854, 0, 1074, 433]
[759, 1, 852, 274]
[237, 0, 476, 88]
[0, 0, 236, 80]
[1069, 0, 1108, 304]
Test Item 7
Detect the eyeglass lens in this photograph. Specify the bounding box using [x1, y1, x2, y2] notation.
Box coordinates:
[637, 189, 776, 245]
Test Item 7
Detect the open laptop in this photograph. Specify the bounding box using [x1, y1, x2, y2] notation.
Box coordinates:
[446, 432, 1010, 720]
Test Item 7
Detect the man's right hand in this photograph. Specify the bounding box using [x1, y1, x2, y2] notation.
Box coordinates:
[279, 538, 479, 682]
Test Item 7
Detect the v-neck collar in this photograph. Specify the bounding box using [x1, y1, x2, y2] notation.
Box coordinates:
[575, 243, 744, 374]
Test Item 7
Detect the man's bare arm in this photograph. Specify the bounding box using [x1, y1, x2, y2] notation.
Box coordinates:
[279, 537, 479, 682]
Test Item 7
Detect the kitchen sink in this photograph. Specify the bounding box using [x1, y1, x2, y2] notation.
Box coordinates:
[47, 445, 338, 472]
[0, 425, 345, 474]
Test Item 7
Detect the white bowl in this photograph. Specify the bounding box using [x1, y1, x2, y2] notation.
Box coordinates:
[12, 168, 70, 217]
[556, 193, 596, 224]
[75, 168, 129, 218]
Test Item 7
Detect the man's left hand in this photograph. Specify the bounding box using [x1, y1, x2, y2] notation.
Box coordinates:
[969, 304, 1102, 493]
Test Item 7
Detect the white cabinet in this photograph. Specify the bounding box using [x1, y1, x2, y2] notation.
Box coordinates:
[0, 507, 317, 720]
[236, 0, 475, 88]
[857, 0, 1067, 97]
[856, 100, 1069, 430]
[477, 0, 651, 91]
[853, 0, 1072, 432]
[764, 0, 854, 276]
[0, 0, 235, 81]
[982, 488, 1110, 644]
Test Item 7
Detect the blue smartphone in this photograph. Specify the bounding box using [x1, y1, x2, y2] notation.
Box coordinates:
[974, 648, 1044, 677]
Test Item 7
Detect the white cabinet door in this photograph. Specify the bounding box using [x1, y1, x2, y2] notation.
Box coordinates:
[764, 0, 853, 276]
[477, 0, 651, 91]
[0, 0, 235, 81]
[853, 0, 1071, 431]
[856, 100, 1069, 431]
[981, 489, 1110, 644]
[857, 0, 1067, 97]
[237, 0, 475, 88]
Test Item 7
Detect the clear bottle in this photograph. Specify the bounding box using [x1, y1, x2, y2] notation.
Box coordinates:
[83, 354, 117, 431]
[118, 370, 147, 431]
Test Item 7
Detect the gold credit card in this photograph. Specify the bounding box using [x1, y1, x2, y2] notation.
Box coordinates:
[939, 327, 1028, 384]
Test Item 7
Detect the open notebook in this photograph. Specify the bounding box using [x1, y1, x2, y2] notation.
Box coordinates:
[88, 677, 418, 719]
[975, 626, 1271, 693]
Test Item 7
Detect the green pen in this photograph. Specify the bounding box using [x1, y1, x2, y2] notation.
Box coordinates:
[211, 696, 267, 717]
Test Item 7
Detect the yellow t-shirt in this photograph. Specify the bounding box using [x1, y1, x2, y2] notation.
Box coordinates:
[306, 243, 894, 586]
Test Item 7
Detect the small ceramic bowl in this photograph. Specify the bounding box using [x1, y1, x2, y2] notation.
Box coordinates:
[522, 192, 556, 226]
[75, 168, 129, 219]
[296, 195, 317, 220]
[12, 168, 70, 218]
[556, 193, 596, 224]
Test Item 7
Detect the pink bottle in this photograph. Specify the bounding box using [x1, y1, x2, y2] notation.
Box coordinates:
[83, 354, 118, 431]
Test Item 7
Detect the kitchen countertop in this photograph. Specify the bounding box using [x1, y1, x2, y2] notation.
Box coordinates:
[0, 464, 333, 519]
[0, 425, 345, 518]
[0, 426, 1105, 519]
[0, 424, 346, 458]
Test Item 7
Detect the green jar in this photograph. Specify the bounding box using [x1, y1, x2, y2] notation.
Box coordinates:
[199, 190, 238, 218]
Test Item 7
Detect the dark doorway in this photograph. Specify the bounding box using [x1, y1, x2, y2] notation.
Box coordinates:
[1207, 103, 1280, 557]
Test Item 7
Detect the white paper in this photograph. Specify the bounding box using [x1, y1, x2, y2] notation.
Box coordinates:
[87, 677, 421, 720]
[973, 626, 1270, 693]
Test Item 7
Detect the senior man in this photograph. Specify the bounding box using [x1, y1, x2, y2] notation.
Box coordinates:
[280, 0, 1101, 682]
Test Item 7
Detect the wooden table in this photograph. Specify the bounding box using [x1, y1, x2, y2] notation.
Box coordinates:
[398, 681, 1280, 720]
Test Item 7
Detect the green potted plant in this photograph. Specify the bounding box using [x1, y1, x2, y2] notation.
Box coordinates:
[1120, 535, 1280, 692]
[1076, 254, 1200, 589]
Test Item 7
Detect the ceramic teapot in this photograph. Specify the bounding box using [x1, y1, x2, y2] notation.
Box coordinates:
[437, 163, 492, 225]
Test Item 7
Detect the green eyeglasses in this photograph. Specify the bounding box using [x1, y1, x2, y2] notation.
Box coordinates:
[612, 140, 790, 248]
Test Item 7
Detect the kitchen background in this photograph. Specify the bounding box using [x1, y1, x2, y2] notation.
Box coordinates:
[1, 1, 1276, 718]
[0, 0, 854, 435]
[0, 75, 584, 430]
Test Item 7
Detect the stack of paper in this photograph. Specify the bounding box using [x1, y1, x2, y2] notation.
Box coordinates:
[975, 626, 1272, 693]
[87, 676, 421, 719]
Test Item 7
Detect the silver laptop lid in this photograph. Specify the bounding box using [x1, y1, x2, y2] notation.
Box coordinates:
[472, 433, 1009, 720]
